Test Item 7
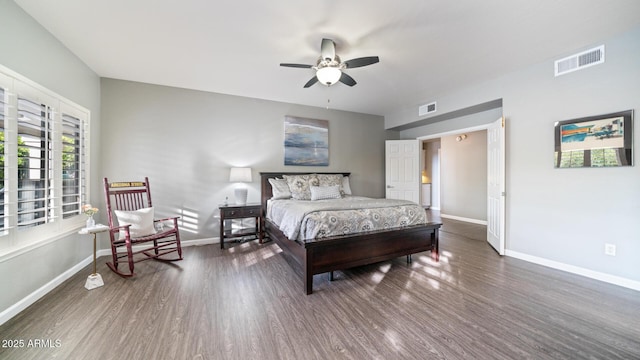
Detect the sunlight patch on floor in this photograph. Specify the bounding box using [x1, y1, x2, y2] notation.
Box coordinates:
[421, 266, 441, 278]
[384, 329, 403, 350]
[260, 249, 278, 259]
[244, 250, 258, 267]
[427, 278, 441, 290]
[378, 263, 391, 273]
[399, 293, 412, 303]
[370, 263, 392, 283]
[371, 272, 385, 284]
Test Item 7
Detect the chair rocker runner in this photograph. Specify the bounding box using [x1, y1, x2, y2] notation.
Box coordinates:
[103, 177, 183, 277]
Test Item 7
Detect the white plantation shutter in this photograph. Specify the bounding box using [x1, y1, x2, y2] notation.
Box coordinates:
[0, 65, 91, 247]
[0, 86, 6, 233]
[16, 96, 54, 229]
[61, 110, 86, 218]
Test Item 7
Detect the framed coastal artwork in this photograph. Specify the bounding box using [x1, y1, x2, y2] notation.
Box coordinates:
[554, 110, 633, 168]
[284, 116, 329, 166]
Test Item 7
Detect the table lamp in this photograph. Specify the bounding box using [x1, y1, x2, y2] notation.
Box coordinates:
[229, 167, 252, 205]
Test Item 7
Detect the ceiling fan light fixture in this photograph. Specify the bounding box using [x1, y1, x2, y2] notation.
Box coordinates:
[316, 66, 342, 86]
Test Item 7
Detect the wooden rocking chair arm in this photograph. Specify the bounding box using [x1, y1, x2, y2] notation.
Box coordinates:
[110, 224, 132, 231]
[153, 216, 180, 223]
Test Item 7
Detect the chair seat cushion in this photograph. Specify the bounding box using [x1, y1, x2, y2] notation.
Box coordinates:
[114, 207, 156, 238]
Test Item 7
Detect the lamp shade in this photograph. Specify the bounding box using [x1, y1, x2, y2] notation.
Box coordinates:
[316, 67, 341, 86]
[229, 167, 252, 182]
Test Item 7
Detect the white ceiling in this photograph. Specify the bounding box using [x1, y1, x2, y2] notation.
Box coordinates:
[14, 0, 640, 116]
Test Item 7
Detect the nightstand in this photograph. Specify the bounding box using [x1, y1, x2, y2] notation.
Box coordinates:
[219, 203, 263, 249]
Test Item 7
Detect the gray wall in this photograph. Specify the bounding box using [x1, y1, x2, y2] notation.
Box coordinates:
[440, 130, 487, 221]
[390, 25, 640, 284]
[0, 0, 101, 316]
[100, 78, 389, 241]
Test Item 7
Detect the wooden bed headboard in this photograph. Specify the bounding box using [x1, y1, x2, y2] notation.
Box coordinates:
[260, 172, 351, 214]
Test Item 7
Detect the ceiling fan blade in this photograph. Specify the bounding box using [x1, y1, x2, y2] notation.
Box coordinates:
[321, 38, 336, 61]
[303, 76, 319, 88]
[339, 72, 357, 87]
[280, 63, 313, 68]
[343, 56, 380, 69]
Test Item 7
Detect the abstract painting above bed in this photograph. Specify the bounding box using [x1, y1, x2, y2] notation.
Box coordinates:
[284, 116, 329, 166]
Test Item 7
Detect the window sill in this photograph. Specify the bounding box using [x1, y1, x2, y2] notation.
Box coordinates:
[0, 224, 85, 263]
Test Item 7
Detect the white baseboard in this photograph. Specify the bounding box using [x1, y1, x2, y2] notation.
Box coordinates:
[0, 237, 218, 326]
[506, 250, 640, 292]
[184, 237, 217, 246]
[0, 253, 94, 326]
[440, 213, 487, 225]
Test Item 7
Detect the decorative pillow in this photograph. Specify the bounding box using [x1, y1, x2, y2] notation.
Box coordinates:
[268, 178, 291, 199]
[316, 174, 343, 187]
[310, 185, 342, 201]
[342, 176, 352, 195]
[114, 207, 156, 238]
[283, 174, 319, 200]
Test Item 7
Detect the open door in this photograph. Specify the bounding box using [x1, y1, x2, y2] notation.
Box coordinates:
[487, 117, 506, 255]
[385, 140, 420, 203]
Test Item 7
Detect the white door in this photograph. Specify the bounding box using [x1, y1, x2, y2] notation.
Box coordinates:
[487, 117, 506, 255]
[385, 140, 420, 203]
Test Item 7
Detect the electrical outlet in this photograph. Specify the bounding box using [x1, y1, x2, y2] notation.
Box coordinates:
[604, 243, 616, 256]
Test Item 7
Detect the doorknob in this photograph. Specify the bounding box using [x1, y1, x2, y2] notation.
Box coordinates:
[387, 185, 394, 188]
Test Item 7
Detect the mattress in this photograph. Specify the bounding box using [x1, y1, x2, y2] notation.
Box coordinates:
[267, 196, 427, 242]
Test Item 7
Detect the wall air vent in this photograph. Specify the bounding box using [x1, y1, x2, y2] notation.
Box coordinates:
[419, 101, 437, 116]
[554, 45, 605, 77]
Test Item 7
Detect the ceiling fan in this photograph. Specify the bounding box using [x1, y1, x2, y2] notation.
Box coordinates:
[280, 38, 380, 88]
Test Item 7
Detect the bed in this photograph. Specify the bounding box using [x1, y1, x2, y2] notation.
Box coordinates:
[260, 172, 441, 294]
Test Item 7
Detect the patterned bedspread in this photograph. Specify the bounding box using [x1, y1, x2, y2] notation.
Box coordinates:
[267, 196, 427, 242]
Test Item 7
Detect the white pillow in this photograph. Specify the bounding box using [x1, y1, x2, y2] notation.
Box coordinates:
[114, 207, 156, 238]
[310, 185, 342, 201]
[342, 176, 352, 195]
[268, 178, 291, 199]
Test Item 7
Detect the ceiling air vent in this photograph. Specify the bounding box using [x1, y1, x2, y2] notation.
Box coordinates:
[555, 45, 605, 77]
[419, 102, 437, 116]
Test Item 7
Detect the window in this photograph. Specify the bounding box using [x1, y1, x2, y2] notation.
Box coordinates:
[558, 150, 585, 168]
[0, 67, 90, 249]
[17, 97, 53, 229]
[557, 148, 623, 168]
[590, 148, 622, 167]
[0, 87, 6, 234]
[61, 111, 86, 219]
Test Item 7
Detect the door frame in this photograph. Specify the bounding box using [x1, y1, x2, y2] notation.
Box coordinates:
[417, 122, 506, 253]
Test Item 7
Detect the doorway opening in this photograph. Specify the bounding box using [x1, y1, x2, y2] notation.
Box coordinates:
[417, 118, 505, 255]
[420, 129, 487, 225]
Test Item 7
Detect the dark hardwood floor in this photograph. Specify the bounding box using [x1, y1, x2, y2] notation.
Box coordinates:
[1, 218, 639, 359]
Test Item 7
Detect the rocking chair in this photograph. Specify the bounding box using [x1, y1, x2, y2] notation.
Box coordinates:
[103, 177, 183, 277]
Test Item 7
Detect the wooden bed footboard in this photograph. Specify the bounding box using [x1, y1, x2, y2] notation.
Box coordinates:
[266, 219, 441, 295]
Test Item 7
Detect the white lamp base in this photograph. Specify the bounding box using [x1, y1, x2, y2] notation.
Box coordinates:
[235, 187, 248, 205]
[84, 273, 104, 290]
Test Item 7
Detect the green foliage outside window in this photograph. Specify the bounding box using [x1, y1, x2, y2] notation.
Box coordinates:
[62, 135, 78, 177]
[0, 132, 31, 183]
[557, 148, 621, 168]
